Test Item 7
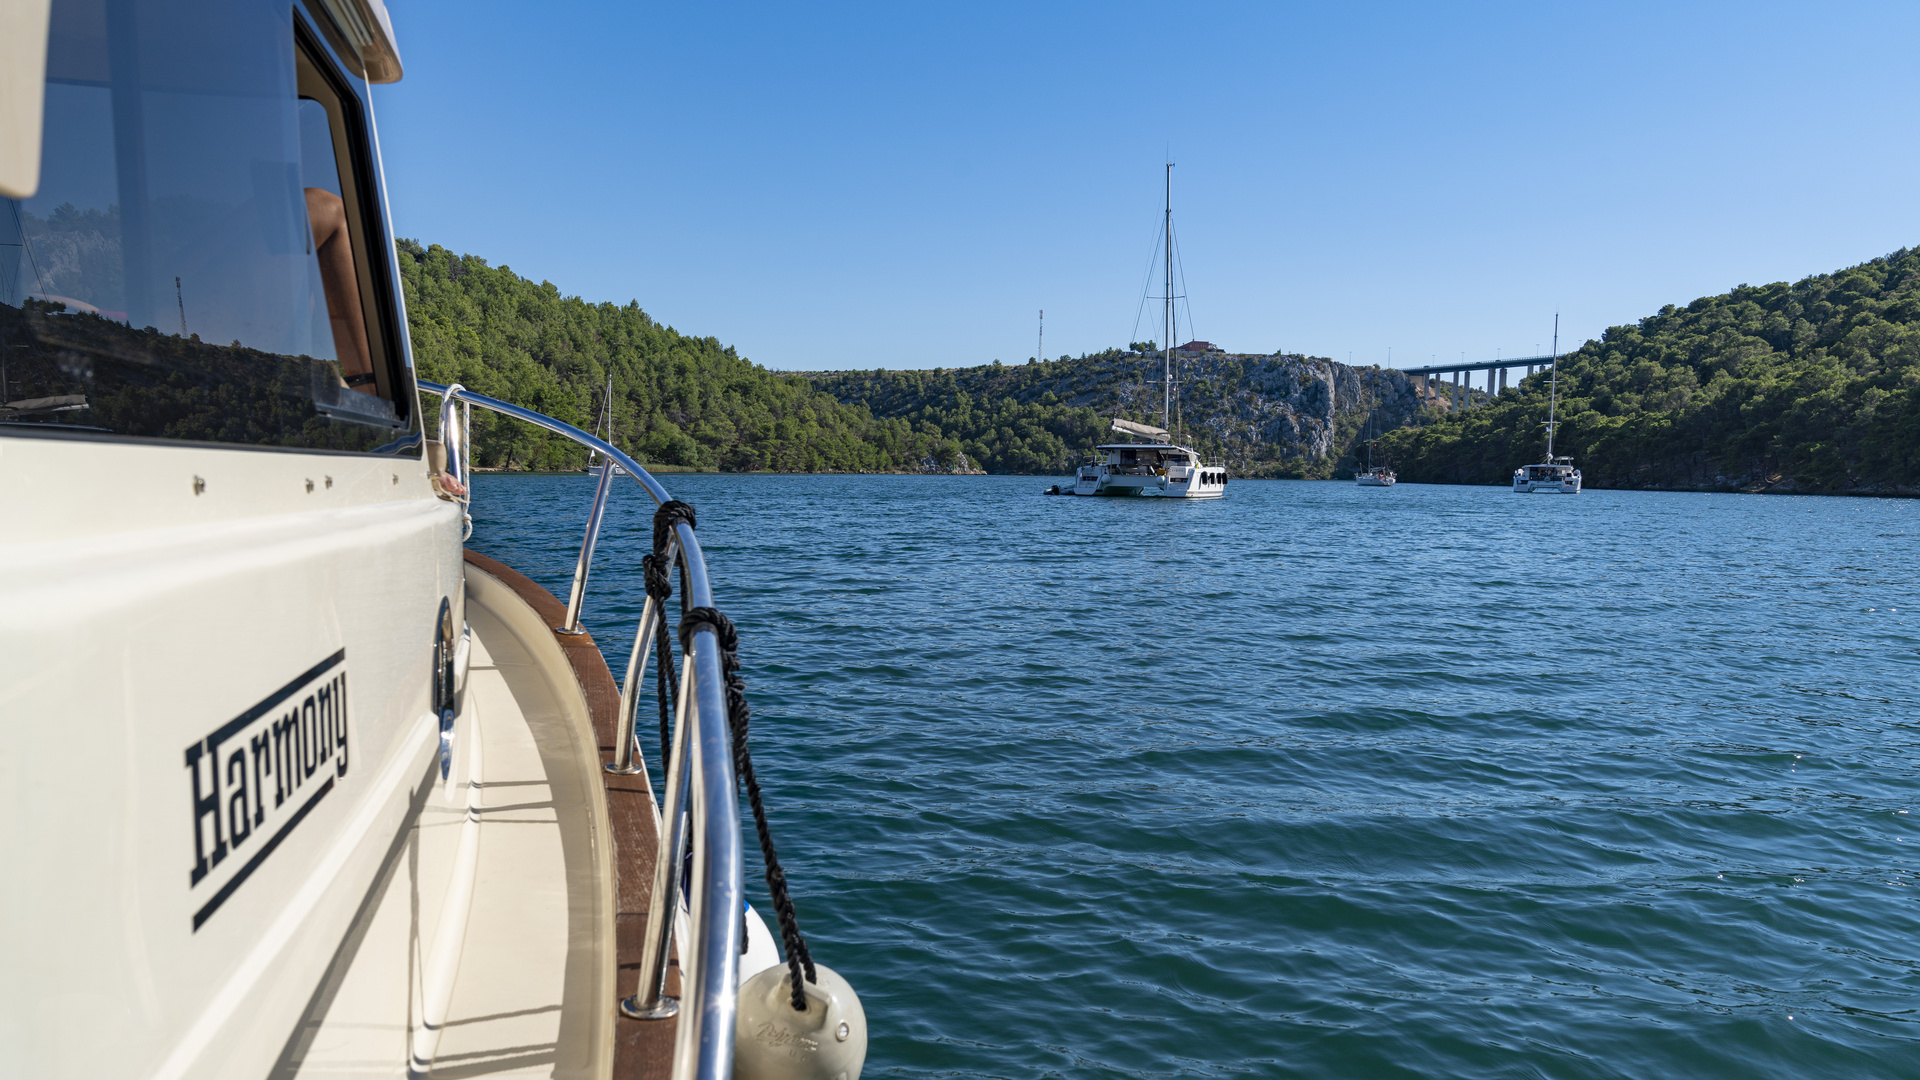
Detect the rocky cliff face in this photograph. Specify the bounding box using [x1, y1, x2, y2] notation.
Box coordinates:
[805, 349, 1467, 477]
[918, 451, 985, 474]
[1052, 352, 1446, 474]
[1106, 353, 1433, 463]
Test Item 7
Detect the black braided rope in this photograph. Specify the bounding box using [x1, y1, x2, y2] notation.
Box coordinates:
[645, 502, 696, 771]
[680, 605, 817, 1011]
[643, 557, 676, 764]
[653, 499, 696, 554]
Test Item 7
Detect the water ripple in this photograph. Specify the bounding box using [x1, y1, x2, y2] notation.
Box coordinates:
[472, 475, 1920, 1079]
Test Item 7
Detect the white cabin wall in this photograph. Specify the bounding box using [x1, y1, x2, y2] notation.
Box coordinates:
[0, 435, 467, 1079]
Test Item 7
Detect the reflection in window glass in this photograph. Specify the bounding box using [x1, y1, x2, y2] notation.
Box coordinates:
[298, 99, 341, 198]
[0, 0, 411, 448]
[298, 97, 373, 390]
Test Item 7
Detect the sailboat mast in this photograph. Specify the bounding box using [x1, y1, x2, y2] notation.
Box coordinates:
[1545, 313, 1560, 459]
[590, 375, 612, 466]
[1163, 163, 1174, 436]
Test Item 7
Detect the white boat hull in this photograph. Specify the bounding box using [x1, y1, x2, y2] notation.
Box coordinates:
[1069, 441, 1227, 498]
[1514, 462, 1582, 493]
[1070, 471, 1226, 498]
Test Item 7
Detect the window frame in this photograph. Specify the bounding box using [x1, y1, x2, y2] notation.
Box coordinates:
[294, 10, 413, 429]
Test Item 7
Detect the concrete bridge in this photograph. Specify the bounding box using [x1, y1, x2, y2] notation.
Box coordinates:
[1395, 354, 1561, 410]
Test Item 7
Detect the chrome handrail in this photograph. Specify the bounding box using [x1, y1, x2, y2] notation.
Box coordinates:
[435, 384, 475, 539]
[418, 380, 742, 1080]
[559, 459, 618, 635]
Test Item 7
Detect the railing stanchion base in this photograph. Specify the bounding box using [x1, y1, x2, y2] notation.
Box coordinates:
[619, 993, 680, 1021]
[605, 735, 648, 775]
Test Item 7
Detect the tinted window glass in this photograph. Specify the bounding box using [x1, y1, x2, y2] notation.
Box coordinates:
[0, 0, 413, 450]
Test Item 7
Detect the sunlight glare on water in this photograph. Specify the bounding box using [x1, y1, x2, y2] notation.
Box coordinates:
[471, 474, 1920, 1079]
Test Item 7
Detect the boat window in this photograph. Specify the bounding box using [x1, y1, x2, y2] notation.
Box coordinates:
[1, 0, 413, 450]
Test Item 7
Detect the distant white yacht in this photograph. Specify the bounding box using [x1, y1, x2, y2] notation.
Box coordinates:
[1356, 418, 1395, 487]
[1064, 163, 1227, 500]
[584, 375, 627, 477]
[1514, 315, 1582, 494]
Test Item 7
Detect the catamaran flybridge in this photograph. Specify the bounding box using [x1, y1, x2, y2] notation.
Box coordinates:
[0, 3, 862, 1078]
[1513, 315, 1583, 494]
[1064, 164, 1228, 500]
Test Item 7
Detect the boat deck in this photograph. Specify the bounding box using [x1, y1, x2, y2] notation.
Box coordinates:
[461, 551, 681, 1080]
[286, 551, 676, 1078]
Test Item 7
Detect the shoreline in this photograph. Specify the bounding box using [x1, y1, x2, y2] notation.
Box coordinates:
[471, 469, 1919, 497]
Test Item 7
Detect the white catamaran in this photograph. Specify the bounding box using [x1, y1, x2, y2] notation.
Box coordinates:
[1068, 164, 1227, 499]
[1514, 314, 1582, 493]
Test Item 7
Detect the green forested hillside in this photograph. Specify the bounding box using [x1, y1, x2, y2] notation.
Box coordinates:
[399, 240, 927, 471]
[1382, 247, 1920, 493]
[807, 357, 1121, 474]
[401, 237, 1920, 491]
[396, 238, 1420, 476]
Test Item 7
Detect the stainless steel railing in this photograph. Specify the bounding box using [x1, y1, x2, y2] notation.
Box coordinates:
[420, 379, 742, 1080]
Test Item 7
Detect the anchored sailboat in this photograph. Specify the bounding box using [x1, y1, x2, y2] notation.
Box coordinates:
[1067, 164, 1227, 499]
[585, 375, 627, 477]
[1356, 414, 1396, 487]
[1513, 315, 1582, 493]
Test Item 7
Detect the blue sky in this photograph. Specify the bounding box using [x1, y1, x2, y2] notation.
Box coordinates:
[373, 1, 1920, 372]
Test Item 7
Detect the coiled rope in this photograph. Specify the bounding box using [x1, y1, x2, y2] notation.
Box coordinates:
[680, 603, 817, 1011]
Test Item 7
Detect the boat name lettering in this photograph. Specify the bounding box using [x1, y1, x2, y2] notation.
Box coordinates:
[183, 649, 350, 931]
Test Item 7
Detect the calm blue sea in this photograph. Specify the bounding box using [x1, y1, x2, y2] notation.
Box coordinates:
[470, 474, 1920, 1079]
